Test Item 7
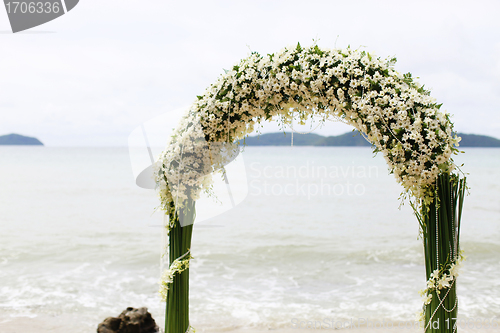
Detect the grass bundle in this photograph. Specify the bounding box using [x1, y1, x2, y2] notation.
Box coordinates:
[417, 173, 466, 332]
[165, 199, 195, 333]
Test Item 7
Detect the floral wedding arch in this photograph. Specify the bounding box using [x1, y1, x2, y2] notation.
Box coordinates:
[154, 43, 466, 333]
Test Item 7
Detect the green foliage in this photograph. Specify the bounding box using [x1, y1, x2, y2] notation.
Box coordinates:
[165, 200, 195, 333]
[416, 174, 466, 333]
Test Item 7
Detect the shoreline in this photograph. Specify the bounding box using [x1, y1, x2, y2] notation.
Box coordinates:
[1, 315, 498, 333]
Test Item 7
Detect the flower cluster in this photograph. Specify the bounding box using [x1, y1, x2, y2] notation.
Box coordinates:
[158, 255, 192, 301]
[417, 251, 465, 321]
[155, 43, 460, 214]
[154, 110, 240, 215]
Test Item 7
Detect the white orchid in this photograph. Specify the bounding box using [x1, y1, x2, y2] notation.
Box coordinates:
[420, 253, 465, 315]
[437, 274, 453, 289]
[155, 44, 459, 215]
[159, 256, 192, 301]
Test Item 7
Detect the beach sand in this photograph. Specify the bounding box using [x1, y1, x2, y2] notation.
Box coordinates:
[0, 315, 89, 333]
[1, 315, 497, 333]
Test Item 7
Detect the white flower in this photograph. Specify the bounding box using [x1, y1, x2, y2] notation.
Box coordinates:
[155, 44, 458, 220]
[416, 311, 425, 322]
[437, 275, 453, 289]
[450, 261, 462, 277]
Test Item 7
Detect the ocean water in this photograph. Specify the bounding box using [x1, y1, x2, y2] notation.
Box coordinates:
[0, 146, 499, 331]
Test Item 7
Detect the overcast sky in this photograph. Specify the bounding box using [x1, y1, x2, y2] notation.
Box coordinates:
[1, 0, 499, 146]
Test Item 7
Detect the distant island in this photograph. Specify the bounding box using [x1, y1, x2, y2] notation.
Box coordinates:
[240, 131, 500, 147]
[0, 133, 44, 146]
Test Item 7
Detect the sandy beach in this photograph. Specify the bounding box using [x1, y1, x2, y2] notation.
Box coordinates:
[0, 315, 88, 333]
[1, 314, 498, 333]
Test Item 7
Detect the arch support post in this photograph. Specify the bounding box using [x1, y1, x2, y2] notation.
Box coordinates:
[164, 200, 195, 333]
[421, 173, 466, 333]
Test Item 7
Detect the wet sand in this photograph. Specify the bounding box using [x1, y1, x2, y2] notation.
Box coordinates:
[1, 315, 497, 333]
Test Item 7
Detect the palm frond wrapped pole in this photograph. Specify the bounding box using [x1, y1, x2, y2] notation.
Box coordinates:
[417, 173, 466, 332]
